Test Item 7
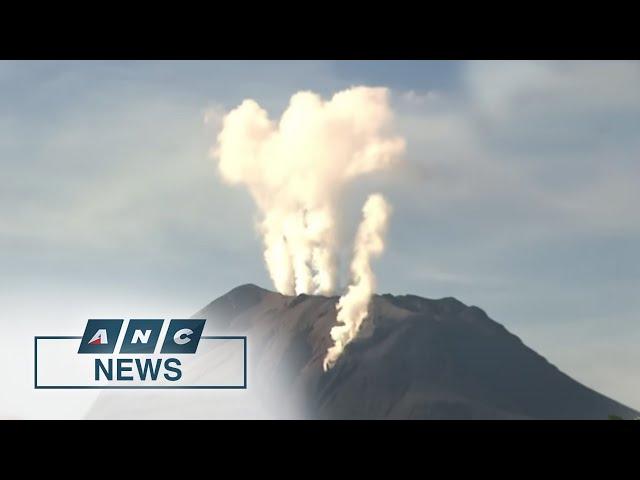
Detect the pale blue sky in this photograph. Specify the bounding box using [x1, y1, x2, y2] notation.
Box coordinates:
[1, 61, 639, 417]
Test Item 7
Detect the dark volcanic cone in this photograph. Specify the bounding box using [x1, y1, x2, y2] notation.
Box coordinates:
[193, 284, 638, 419]
[89, 284, 639, 419]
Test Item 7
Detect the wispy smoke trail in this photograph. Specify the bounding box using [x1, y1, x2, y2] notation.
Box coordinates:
[214, 87, 404, 296]
[323, 194, 391, 371]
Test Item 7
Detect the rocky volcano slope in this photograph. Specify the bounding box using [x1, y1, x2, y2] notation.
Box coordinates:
[88, 284, 638, 419]
[193, 284, 638, 419]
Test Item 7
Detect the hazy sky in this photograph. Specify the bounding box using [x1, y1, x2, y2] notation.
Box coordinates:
[1, 60, 639, 417]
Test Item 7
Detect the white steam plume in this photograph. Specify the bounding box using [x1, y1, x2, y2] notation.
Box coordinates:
[323, 193, 391, 371]
[213, 87, 404, 295]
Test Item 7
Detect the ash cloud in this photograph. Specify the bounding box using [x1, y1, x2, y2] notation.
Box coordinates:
[213, 86, 404, 297]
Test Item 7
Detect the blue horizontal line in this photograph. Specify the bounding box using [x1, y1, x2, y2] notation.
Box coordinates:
[35, 336, 82, 340]
[35, 385, 247, 389]
[35, 336, 246, 340]
[201, 336, 246, 340]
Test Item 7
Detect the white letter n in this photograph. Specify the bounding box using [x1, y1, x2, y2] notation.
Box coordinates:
[132, 329, 152, 344]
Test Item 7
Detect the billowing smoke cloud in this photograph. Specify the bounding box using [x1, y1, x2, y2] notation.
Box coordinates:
[323, 193, 391, 371]
[214, 87, 404, 296]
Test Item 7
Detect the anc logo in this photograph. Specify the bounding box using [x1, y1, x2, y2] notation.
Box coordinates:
[34, 318, 247, 389]
[77, 319, 206, 383]
[78, 319, 205, 354]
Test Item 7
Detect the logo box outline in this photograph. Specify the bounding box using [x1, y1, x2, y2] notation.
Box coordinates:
[34, 335, 248, 389]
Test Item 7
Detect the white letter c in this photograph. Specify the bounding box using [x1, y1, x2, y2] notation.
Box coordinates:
[173, 328, 194, 345]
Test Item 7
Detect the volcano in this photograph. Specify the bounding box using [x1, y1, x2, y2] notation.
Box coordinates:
[88, 284, 638, 419]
